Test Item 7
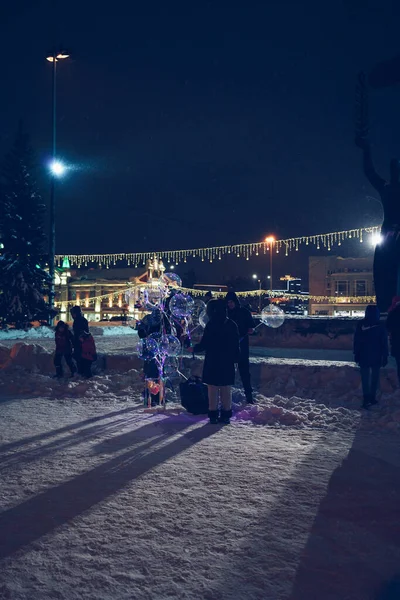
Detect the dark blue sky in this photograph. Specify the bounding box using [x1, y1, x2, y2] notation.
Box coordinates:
[1, 0, 400, 282]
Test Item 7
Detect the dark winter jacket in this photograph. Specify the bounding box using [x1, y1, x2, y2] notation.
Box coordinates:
[55, 330, 74, 355]
[354, 306, 388, 367]
[72, 310, 89, 345]
[194, 317, 240, 386]
[80, 332, 97, 362]
[386, 303, 400, 357]
[225, 292, 254, 357]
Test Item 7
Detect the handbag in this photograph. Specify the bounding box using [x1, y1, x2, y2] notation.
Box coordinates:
[179, 377, 209, 415]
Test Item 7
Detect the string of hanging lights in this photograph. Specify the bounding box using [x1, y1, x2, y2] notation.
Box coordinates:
[55, 225, 381, 269]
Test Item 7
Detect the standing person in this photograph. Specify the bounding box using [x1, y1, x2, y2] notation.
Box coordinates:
[54, 321, 76, 378]
[79, 331, 97, 378]
[193, 299, 240, 424]
[354, 305, 388, 409]
[386, 295, 400, 384]
[225, 291, 255, 404]
[70, 306, 89, 375]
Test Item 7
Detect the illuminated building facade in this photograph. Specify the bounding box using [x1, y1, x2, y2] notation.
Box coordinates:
[309, 256, 374, 316]
[54, 258, 166, 322]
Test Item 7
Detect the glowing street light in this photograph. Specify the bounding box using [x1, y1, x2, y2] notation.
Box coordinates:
[264, 235, 275, 291]
[46, 53, 70, 62]
[49, 160, 66, 177]
[371, 232, 383, 247]
[46, 50, 70, 321]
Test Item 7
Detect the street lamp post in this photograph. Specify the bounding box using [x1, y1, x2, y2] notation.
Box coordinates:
[265, 236, 275, 292]
[46, 51, 69, 321]
[252, 274, 262, 314]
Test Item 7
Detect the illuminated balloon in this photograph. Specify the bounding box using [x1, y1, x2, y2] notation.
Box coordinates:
[143, 285, 165, 309]
[260, 305, 285, 328]
[163, 272, 182, 288]
[164, 356, 179, 377]
[169, 293, 194, 318]
[159, 334, 181, 357]
[137, 337, 159, 360]
[199, 308, 209, 329]
[148, 331, 162, 345]
[191, 299, 206, 328]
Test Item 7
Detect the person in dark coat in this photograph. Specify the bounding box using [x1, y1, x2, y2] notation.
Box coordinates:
[386, 295, 400, 384]
[225, 291, 255, 404]
[70, 306, 89, 375]
[193, 299, 240, 424]
[354, 305, 388, 409]
[54, 321, 76, 378]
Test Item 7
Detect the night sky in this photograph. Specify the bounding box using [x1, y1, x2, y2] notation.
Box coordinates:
[1, 0, 400, 284]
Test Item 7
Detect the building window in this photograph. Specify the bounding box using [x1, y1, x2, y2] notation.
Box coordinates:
[355, 280, 367, 296]
[335, 281, 349, 296]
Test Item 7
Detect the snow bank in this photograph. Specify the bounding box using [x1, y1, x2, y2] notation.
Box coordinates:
[100, 326, 137, 337]
[0, 325, 137, 341]
[1, 363, 400, 432]
[0, 369, 144, 402]
[233, 393, 360, 430]
[0, 326, 54, 340]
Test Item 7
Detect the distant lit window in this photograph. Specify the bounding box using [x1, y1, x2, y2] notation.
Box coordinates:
[355, 280, 366, 296]
[335, 281, 349, 296]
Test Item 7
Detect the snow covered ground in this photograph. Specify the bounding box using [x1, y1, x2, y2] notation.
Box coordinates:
[1, 335, 400, 599]
[0, 390, 399, 600]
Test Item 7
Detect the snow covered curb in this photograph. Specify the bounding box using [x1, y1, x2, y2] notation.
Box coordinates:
[0, 325, 137, 340]
[0, 326, 54, 340]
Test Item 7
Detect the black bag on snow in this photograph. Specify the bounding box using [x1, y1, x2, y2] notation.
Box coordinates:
[179, 377, 209, 415]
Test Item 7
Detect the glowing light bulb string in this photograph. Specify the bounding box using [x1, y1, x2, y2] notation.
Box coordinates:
[55, 224, 381, 268]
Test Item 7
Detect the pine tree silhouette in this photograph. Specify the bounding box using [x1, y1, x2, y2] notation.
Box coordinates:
[0, 124, 51, 328]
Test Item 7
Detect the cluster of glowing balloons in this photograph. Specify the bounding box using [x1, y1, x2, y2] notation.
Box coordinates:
[137, 333, 182, 361]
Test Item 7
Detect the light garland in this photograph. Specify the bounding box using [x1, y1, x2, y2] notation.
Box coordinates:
[54, 225, 381, 268]
[55, 284, 376, 310]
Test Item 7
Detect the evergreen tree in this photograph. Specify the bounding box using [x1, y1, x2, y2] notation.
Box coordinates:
[0, 125, 50, 328]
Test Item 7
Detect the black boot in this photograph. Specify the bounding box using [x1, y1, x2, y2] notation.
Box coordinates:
[245, 391, 255, 404]
[208, 410, 219, 424]
[219, 409, 232, 425]
[361, 394, 371, 409]
[54, 366, 63, 379]
[370, 395, 378, 406]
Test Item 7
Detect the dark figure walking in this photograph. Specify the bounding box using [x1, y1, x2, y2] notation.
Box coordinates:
[70, 306, 89, 375]
[193, 299, 240, 424]
[354, 305, 388, 409]
[386, 296, 400, 385]
[54, 321, 76, 378]
[79, 331, 97, 378]
[225, 292, 255, 403]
